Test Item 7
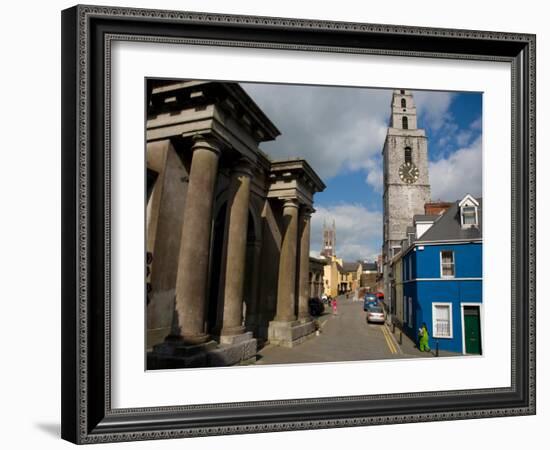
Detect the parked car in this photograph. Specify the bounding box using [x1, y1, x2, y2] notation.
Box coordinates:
[308, 297, 325, 317]
[366, 305, 385, 324]
[363, 293, 378, 311]
[375, 292, 384, 301]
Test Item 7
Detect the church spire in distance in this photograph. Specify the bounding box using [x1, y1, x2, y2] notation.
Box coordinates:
[321, 220, 336, 258]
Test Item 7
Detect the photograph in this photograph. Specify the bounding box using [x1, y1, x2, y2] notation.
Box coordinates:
[1, 0, 545, 445]
[145, 79, 484, 370]
[58, 3, 536, 443]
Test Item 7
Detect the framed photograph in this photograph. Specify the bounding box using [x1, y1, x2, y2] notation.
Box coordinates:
[61, 4, 536, 444]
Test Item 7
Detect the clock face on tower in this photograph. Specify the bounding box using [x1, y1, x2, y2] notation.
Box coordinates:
[399, 162, 419, 184]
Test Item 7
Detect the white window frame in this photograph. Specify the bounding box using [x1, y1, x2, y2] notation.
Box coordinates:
[432, 302, 454, 339]
[461, 205, 478, 227]
[458, 194, 479, 228]
[440, 250, 455, 278]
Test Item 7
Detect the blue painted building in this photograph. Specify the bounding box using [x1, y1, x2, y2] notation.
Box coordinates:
[401, 194, 483, 355]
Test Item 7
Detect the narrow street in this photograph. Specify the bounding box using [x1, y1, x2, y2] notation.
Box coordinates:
[256, 295, 411, 365]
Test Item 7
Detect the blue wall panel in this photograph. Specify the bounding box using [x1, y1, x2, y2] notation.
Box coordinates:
[400, 242, 482, 354]
[412, 242, 482, 279]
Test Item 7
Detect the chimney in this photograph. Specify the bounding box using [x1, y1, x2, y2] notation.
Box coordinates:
[425, 201, 453, 216]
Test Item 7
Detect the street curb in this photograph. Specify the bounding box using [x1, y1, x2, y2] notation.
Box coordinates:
[384, 324, 404, 355]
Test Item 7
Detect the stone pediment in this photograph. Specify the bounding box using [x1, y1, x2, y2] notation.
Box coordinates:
[147, 80, 280, 161]
[267, 158, 326, 206]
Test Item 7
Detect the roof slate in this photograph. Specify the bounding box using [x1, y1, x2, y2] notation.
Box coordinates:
[362, 262, 378, 272]
[341, 261, 359, 272]
[417, 198, 482, 242]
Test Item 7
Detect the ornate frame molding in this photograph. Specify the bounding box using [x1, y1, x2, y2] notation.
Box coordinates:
[61, 5, 535, 444]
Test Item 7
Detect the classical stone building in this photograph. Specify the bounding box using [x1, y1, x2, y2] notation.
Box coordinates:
[309, 257, 326, 299]
[146, 80, 325, 368]
[382, 89, 431, 307]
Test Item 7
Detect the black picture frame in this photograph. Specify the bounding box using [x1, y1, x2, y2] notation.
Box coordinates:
[61, 4, 536, 444]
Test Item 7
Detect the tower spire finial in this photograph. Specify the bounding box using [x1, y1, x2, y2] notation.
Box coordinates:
[390, 89, 418, 130]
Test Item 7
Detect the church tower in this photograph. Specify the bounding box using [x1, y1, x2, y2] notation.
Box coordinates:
[321, 220, 336, 258]
[382, 89, 431, 288]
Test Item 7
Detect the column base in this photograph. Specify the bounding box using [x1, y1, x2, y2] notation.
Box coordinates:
[298, 314, 312, 324]
[180, 332, 211, 345]
[148, 340, 217, 369]
[209, 332, 257, 366]
[219, 326, 246, 343]
[267, 319, 316, 348]
[147, 333, 257, 369]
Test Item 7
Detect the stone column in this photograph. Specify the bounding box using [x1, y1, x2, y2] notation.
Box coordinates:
[298, 207, 313, 320]
[245, 240, 262, 333]
[220, 159, 253, 340]
[274, 198, 300, 322]
[174, 135, 221, 345]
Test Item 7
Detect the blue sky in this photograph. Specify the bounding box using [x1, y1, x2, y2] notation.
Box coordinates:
[242, 83, 482, 262]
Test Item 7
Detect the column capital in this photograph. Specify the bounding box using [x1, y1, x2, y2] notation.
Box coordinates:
[231, 157, 255, 177]
[191, 134, 222, 155]
[281, 197, 300, 210]
[300, 205, 315, 219]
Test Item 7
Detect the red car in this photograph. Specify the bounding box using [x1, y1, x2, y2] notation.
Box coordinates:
[375, 292, 384, 300]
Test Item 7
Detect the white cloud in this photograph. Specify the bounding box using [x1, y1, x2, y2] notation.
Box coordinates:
[470, 117, 482, 131]
[413, 90, 455, 131]
[242, 85, 472, 200]
[429, 135, 482, 202]
[242, 83, 391, 180]
[365, 165, 383, 193]
[456, 129, 473, 147]
[241, 82, 482, 219]
[310, 203, 382, 262]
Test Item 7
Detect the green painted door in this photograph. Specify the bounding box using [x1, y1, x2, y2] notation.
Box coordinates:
[464, 306, 482, 355]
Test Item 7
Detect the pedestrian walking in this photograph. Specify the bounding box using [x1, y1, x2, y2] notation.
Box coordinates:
[418, 322, 431, 352]
[332, 296, 338, 315]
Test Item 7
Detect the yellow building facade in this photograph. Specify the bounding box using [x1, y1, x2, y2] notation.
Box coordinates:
[323, 256, 362, 297]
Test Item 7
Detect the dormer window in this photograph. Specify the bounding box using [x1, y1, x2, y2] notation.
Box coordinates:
[458, 194, 480, 228]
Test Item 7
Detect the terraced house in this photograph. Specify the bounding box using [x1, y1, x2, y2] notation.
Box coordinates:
[400, 194, 483, 355]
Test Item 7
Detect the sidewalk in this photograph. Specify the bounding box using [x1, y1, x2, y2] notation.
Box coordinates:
[386, 322, 460, 358]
